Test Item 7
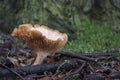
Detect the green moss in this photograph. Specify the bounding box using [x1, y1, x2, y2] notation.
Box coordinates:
[64, 17, 120, 53]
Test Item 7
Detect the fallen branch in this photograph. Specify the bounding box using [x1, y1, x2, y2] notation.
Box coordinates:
[56, 50, 119, 62]
[56, 51, 96, 62]
[0, 59, 79, 77]
[56, 50, 119, 58]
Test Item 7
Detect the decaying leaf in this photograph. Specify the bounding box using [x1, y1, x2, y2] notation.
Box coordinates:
[26, 58, 35, 65]
[115, 63, 120, 71]
[8, 57, 19, 67]
[38, 76, 50, 80]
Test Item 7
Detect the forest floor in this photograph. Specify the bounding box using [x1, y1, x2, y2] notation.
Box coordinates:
[0, 23, 120, 80]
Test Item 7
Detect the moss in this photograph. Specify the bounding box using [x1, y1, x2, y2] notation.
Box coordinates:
[64, 17, 120, 53]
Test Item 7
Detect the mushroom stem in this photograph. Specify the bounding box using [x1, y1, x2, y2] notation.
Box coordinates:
[33, 51, 49, 65]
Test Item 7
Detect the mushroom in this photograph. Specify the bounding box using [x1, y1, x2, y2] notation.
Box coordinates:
[11, 24, 68, 65]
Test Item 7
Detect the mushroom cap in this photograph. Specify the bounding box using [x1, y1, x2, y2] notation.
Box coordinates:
[11, 24, 68, 53]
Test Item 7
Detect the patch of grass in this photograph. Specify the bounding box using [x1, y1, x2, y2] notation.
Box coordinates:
[64, 17, 120, 53]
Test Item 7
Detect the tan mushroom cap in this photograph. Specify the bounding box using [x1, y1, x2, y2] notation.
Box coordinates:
[11, 24, 68, 53]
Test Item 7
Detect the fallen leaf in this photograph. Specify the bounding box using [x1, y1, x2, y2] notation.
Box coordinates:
[8, 57, 19, 67]
[26, 58, 35, 65]
[115, 63, 120, 71]
[38, 76, 50, 80]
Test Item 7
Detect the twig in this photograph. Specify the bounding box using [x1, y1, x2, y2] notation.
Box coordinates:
[0, 63, 25, 80]
[62, 62, 86, 80]
[108, 72, 120, 79]
[95, 56, 113, 62]
[54, 60, 69, 76]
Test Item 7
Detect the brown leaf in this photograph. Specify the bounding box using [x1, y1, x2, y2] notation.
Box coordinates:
[115, 63, 120, 71]
[26, 58, 35, 65]
[58, 74, 65, 78]
[8, 57, 19, 67]
[38, 76, 50, 80]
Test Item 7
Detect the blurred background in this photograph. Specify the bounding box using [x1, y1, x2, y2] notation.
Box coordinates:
[0, 0, 120, 53]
